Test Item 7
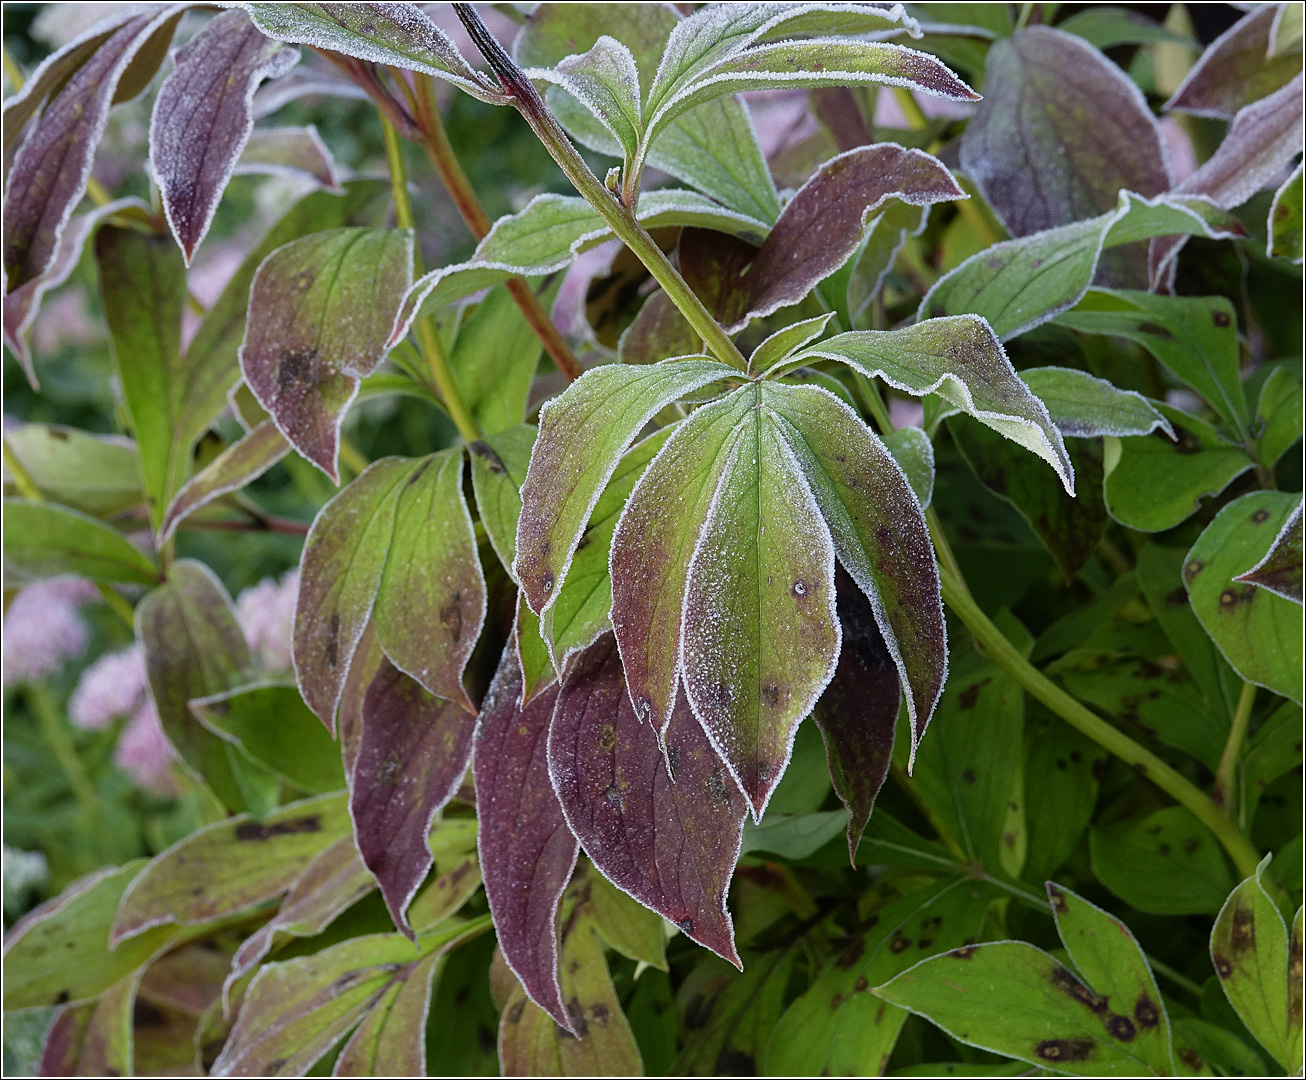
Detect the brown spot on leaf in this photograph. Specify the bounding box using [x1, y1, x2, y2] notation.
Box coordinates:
[1134, 995, 1159, 1028]
[1231, 907, 1256, 953]
[961, 768, 977, 784]
[889, 935, 910, 953]
[1035, 1039, 1094, 1061]
[1106, 1014, 1136, 1041]
[1052, 966, 1108, 1014]
[1178, 1047, 1203, 1070]
[604, 782, 623, 810]
[598, 723, 616, 752]
[761, 682, 782, 708]
[953, 944, 980, 960]
[276, 348, 318, 393]
[1048, 887, 1067, 913]
[1213, 954, 1233, 977]
[830, 992, 844, 1009]
[706, 768, 731, 806]
[1212, 309, 1231, 328]
[1252, 509, 1270, 523]
[1137, 321, 1175, 339]
[854, 976, 869, 992]
[440, 593, 463, 643]
[235, 815, 322, 841]
[1220, 585, 1256, 609]
[325, 613, 340, 668]
[958, 679, 990, 709]
[469, 441, 506, 473]
[376, 749, 402, 787]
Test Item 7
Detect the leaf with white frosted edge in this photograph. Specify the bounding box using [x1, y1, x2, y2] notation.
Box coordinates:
[1269, 163, 1304, 264]
[332, 947, 442, 1077]
[251, 66, 371, 117]
[765, 383, 945, 762]
[792, 315, 1074, 493]
[920, 190, 1248, 341]
[513, 359, 738, 619]
[516, 592, 559, 708]
[1165, 4, 1302, 120]
[294, 457, 417, 730]
[234, 124, 343, 191]
[548, 633, 746, 967]
[2, 5, 185, 291]
[881, 426, 934, 508]
[158, 420, 290, 544]
[240, 2, 508, 104]
[846, 200, 930, 324]
[610, 389, 755, 734]
[680, 394, 841, 818]
[1235, 502, 1303, 605]
[1020, 367, 1174, 439]
[2, 500, 158, 588]
[240, 227, 413, 481]
[474, 646, 577, 1032]
[528, 36, 643, 160]
[373, 450, 485, 710]
[469, 424, 536, 580]
[150, 10, 299, 263]
[750, 314, 835, 376]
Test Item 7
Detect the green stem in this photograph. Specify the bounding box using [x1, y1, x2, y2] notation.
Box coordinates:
[338, 436, 373, 479]
[1214, 681, 1257, 816]
[938, 568, 1261, 879]
[1145, 955, 1205, 1000]
[28, 683, 98, 815]
[1015, 2, 1037, 31]
[453, 4, 748, 374]
[381, 113, 416, 230]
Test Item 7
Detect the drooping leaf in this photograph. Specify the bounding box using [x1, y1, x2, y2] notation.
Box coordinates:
[1235, 502, 1304, 604]
[352, 659, 477, 938]
[1165, 4, 1303, 119]
[792, 315, 1075, 492]
[112, 792, 350, 943]
[1255, 365, 1304, 469]
[921, 190, 1248, 340]
[1184, 491, 1304, 703]
[1210, 857, 1301, 1073]
[234, 124, 343, 190]
[960, 26, 1168, 287]
[37, 972, 137, 1078]
[189, 682, 344, 794]
[1047, 883, 1175, 1076]
[2, 499, 157, 587]
[469, 423, 536, 579]
[474, 648, 576, 1031]
[151, 10, 299, 262]
[548, 632, 746, 966]
[137, 560, 276, 813]
[811, 566, 900, 864]
[1, 424, 141, 517]
[1020, 366, 1173, 439]
[1089, 806, 1235, 916]
[1268, 163, 1304, 264]
[241, 227, 413, 480]
[2, 6, 184, 291]
[448, 285, 544, 438]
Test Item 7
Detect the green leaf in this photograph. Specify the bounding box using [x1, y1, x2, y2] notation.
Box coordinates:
[1021, 366, 1173, 439]
[1184, 491, 1304, 702]
[1255, 365, 1303, 469]
[1271, 2, 1305, 56]
[332, 947, 442, 1077]
[1057, 6, 1197, 49]
[1047, 883, 1175, 1075]
[882, 426, 935, 508]
[448, 284, 544, 437]
[530, 36, 643, 161]
[1, 424, 142, 517]
[406, 818, 482, 935]
[189, 682, 345, 794]
[1235, 503, 1303, 605]
[1023, 716, 1109, 885]
[1268, 162, 1304, 264]
[674, 949, 797, 1076]
[1103, 405, 1254, 533]
[749, 313, 834, 376]
[1210, 857, 1301, 1072]
[112, 791, 350, 944]
[742, 810, 848, 860]
[920, 191, 1248, 340]
[793, 314, 1074, 493]
[1242, 702, 1304, 831]
[1090, 806, 1235, 915]
[469, 423, 536, 578]
[2, 499, 158, 587]
[909, 3, 1012, 37]
[36, 972, 137, 1077]
[584, 864, 668, 971]
[845, 200, 932, 325]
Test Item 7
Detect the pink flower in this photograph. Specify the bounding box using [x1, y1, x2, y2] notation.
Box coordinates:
[114, 700, 179, 796]
[2, 578, 95, 686]
[236, 568, 299, 673]
[69, 644, 148, 730]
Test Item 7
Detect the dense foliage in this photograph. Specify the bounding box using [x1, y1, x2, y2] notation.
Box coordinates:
[2, 2, 1303, 1076]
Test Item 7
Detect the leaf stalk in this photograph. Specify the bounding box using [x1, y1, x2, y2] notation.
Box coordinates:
[1214, 680, 1257, 816]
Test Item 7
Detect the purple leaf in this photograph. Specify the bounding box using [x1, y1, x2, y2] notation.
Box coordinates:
[474, 647, 577, 1032]
[1235, 502, 1304, 604]
[339, 621, 384, 786]
[2, 6, 184, 291]
[151, 10, 299, 263]
[235, 124, 343, 191]
[548, 633, 745, 966]
[240, 227, 413, 480]
[352, 660, 477, 938]
[812, 566, 900, 865]
[38, 974, 137, 1078]
[617, 290, 699, 365]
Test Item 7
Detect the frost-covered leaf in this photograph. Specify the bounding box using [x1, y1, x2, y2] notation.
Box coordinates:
[1165, 4, 1303, 119]
[38, 972, 137, 1078]
[1, 424, 141, 517]
[240, 227, 413, 480]
[474, 648, 576, 1031]
[449, 285, 544, 438]
[548, 633, 746, 966]
[514, 359, 736, 619]
[469, 424, 536, 578]
[881, 426, 935, 508]
[1235, 502, 1304, 604]
[811, 566, 899, 865]
[235, 124, 343, 190]
[530, 36, 643, 160]
[406, 818, 482, 934]
[1184, 492, 1304, 703]
[1021, 366, 1173, 439]
[921, 191, 1248, 340]
[1272, 1, 1305, 56]
[241, 2, 508, 104]
[846, 200, 931, 323]
[2, 500, 157, 587]
[352, 660, 477, 938]
[749, 313, 834, 376]
[332, 947, 442, 1077]
[793, 315, 1074, 493]
[2, 6, 183, 291]
[960, 26, 1168, 287]
[1269, 162, 1304, 264]
[767, 383, 945, 761]
[151, 10, 299, 262]
[113, 792, 350, 943]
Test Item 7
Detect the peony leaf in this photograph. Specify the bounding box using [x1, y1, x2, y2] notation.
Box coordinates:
[1235, 502, 1303, 604]
[38, 973, 137, 1078]
[469, 423, 536, 579]
[882, 426, 935, 508]
[548, 633, 746, 966]
[1269, 162, 1304, 264]
[1, 423, 142, 517]
[1020, 366, 1173, 440]
[529, 36, 643, 160]
[448, 285, 544, 438]
[2, 499, 158, 587]
[234, 124, 343, 191]
[332, 948, 443, 1077]
[150, 10, 300, 262]
[619, 289, 699, 365]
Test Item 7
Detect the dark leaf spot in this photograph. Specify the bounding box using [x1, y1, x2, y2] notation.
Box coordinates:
[1212, 309, 1231, 328]
[1179, 1047, 1203, 1070]
[1035, 1039, 1095, 1061]
[961, 768, 977, 784]
[1134, 995, 1159, 1029]
[1252, 509, 1270, 523]
[1137, 321, 1175, 340]
[234, 815, 322, 841]
[889, 935, 910, 953]
[604, 782, 623, 810]
[1106, 1014, 1136, 1041]
[1213, 954, 1233, 977]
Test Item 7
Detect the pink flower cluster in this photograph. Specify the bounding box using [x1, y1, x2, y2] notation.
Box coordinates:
[236, 568, 299, 674]
[1, 577, 97, 687]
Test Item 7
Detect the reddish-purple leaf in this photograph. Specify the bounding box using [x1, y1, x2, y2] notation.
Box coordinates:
[548, 633, 745, 967]
[235, 124, 343, 191]
[339, 621, 386, 784]
[352, 660, 477, 938]
[240, 228, 413, 480]
[678, 228, 759, 327]
[811, 567, 900, 866]
[1235, 502, 1304, 604]
[151, 10, 299, 263]
[809, 86, 872, 152]
[474, 647, 577, 1032]
[2, 6, 184, 291]
[617, 290, 699, 366]
[38, 974, 137, 1078]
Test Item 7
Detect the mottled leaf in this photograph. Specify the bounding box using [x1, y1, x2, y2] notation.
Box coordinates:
[241, 228, 413, 480]
[1089, 806, 1235, 916]
[37, 972, 137, 1078]
[235, 124, 342, 190]
[474, 648, 577, 1031]
[449, 285, 544, 438]
[1021, 366, 1173, 439]
[151, 10, 299, 262]
[618, 290, 698, 365]
[189, 682, 344, 793]
[1269, 163, 1304, 264]
[1165, 4, 1303, 119]
[548, 633, 746, 965]
[1047, 883, 1175, 1075]
[1184, 491, 1304, 703]
[2, 499, 157, 587]
[469, 423, 536, 579]
[2, 6, 183, 291]
[331, 946, 441, 1077]
[112, 792, 350, 943]
[1235, 502, 1304, 604]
